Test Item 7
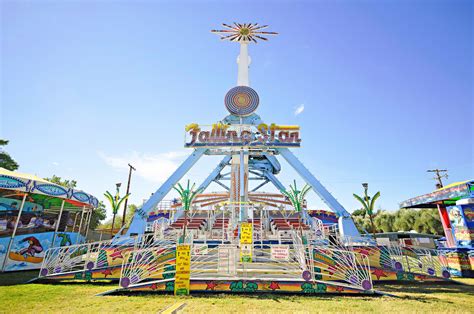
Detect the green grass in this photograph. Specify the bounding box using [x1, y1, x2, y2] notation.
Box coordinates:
[0, 274, 473, 313]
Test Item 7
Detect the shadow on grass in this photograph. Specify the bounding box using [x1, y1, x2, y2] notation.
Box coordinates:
[107, 290, 384, 300]
[0, 270, 38, 286]
[0, 270, 118, 287]
[372, 280, 474, 305]
[375, 281, 474, 296]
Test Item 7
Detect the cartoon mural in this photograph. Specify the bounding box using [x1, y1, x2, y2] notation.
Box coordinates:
[447, 205, 474, 247]
[0, 231, 84, 271]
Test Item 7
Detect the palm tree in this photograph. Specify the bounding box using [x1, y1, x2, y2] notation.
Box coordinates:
[281, 180, 312, 239]
[353, 183, 380, 238]
[104, 189, 130, 235]
[173, 180, 203, 242]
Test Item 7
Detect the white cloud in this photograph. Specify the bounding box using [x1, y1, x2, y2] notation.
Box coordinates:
[294, 104, 305, 116]
[52, 161, 60, 166]
[99, 150, 189, 183]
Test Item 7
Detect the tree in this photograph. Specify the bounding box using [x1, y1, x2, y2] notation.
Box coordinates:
[89, 201, 107, 230]
[393, 208, 418, 232]
[173, 180, 202, 242]
[352, 208, 444, 236]
[374, 210, 395, 233]
[97, 204, 137, 230]
[353, 184, 380, 237]
[104, 189, 130, 235]
[0, 139, 19, 170]
[281, 180, 312, 239]
[44, 174, 77, 188]
[352, 209, 373, 234]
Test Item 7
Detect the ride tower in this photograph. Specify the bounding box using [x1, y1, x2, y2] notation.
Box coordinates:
[126, 23, 360, 239]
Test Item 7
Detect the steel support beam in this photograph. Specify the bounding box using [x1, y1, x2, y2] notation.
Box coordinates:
[263, 170, 286, 192]
[197, 155, 231, 192]
[214, 180, 230, 191]
[251, 179, 270, 192]
[126, 148, 207, 236]
[277, 148, 360, 237]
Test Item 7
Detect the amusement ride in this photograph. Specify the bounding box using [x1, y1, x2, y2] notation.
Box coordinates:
[6, 22, 470, 295]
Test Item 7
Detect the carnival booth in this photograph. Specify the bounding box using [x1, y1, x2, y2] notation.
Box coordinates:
[400, 180, 474, 277]
[0, 168, 98, 272]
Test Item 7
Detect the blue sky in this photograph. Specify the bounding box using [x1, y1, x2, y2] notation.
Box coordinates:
[1, 1, 472, 219]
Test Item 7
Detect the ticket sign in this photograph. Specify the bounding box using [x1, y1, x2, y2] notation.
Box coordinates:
[174, 245, 191, 296]
[271, 245, 289, 261]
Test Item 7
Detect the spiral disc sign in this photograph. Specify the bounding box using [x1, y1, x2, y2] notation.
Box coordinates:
[225, 86, 259, 116]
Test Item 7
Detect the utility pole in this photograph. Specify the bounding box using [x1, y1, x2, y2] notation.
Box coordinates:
[427, 169, 448, 189]
[121, 163, 136, 233]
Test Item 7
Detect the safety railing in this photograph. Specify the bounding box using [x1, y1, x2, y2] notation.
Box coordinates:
[115, 240, 374, 292]
[332, 238, 451, 280]
[311, 246, 373, 291]
[190, 244, 307, 280]
[39, 234, 175, 278]
[119, 244, 177, 288]
[152, 217, 170, 240]
[396, 246, 450, 278]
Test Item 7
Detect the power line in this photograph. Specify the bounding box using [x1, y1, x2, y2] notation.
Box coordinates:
[121, 163, 136, 233]
[427, 169, 448, 189]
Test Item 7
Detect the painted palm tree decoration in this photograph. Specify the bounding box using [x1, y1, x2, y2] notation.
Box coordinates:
[173, 180, 203, 241]
[353, 183, 380, 237]
[281, 180, 312, 238]
[104, 188, 130, 235]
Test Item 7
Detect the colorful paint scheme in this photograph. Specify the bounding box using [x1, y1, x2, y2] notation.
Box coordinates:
[0, 168, 99, 208]
[105, 279, 377, 295]
[400, 180, 474, 277]
[184, 123, 302, 148]
[0, 167, 98, 272]
[0, 231, 84, 271]
[33, 22, 470, 301]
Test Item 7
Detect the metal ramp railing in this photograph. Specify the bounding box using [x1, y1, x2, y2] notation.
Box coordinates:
[39, 234, 175, 279]
[115, 240, 374, 292]
[330, 237, 451, 280]
[119, 244, 177, 288]
[396, 246, 450, 278]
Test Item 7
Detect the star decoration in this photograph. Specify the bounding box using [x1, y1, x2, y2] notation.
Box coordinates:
[268, 281, 280, 291]
[211, 23, 278, 43]
[101, 269, 113, 278]
[150, 283, 158, 290]
[206, 281, 218, 290]
[110, 250, 123, 260]
[372, 269, 388, 280]
[335, 286, 344, 292]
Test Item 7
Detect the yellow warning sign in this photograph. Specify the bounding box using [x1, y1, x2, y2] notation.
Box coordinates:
[240, 223, 253, 262]
[174, 244, 191, 295]
[240, 222, 253, 244]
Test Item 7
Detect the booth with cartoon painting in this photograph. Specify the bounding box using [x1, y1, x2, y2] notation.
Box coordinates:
[400, 180, 474, 277]
[0, 168, 98, 272]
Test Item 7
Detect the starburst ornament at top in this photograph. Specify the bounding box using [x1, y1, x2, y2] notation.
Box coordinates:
[211, 23, 278, 43]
